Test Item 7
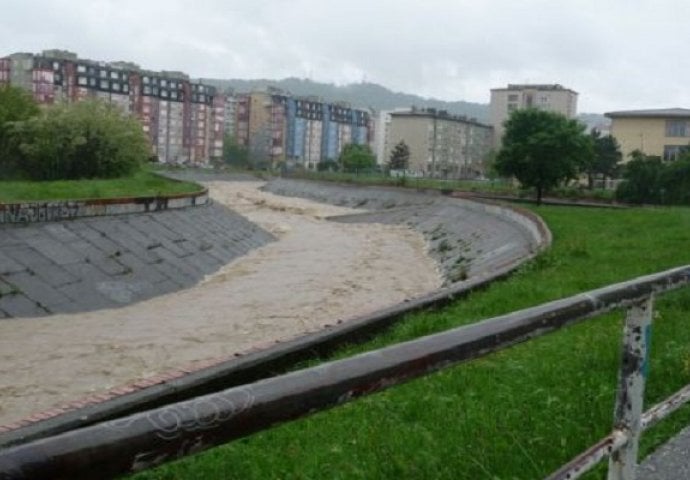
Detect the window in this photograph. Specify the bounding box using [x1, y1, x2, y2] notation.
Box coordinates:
[161, 79, 167, 87]
[663, 145, 686, 161]
[143, 76, 150, 84]
[100, 80, 109, 89]
[666, 120, 689, 137]
[508, 94, 518, 102]
[77, 64, 87, 73]
[78, 76, 88, 86]
[89, 78, 97, 87]
[508, 103, 518, 112]
[110, 72, 118, 80]
[112, 82, 121, 91]
[99, 70, 107, 78]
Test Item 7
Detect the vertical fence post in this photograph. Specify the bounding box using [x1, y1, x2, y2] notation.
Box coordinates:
[607, 294, 654, 480]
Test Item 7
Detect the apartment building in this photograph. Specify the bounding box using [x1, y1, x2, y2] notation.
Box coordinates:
[490, 84, 578, 147]
[0, 50, 224, 165]
[605, 108, 690, 161]
[286, 96, 324, 168]
[384, 108, 492, 178]
[251, 92, 373, 169]
[223, 91, 238, 141]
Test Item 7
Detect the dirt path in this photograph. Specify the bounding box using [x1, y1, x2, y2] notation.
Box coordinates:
[0, 181, 442, 426]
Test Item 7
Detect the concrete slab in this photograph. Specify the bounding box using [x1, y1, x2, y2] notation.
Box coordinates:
[638, 425, 690, 479]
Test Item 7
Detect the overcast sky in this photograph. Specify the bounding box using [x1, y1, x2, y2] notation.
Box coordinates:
[2, 0, 688, 113]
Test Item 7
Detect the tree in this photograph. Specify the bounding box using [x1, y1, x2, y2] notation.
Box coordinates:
[495, 109, 593, 205]
[339, 143, 376, 172]
[388, 140, 410, 171]
[586, 129, 622, 188]
[616, 149, 690, 205]
[11, 99, 149, 180]
[0, 85, 40, 175]
[615, 151, 664, 204]
[222, 134, 249, 168]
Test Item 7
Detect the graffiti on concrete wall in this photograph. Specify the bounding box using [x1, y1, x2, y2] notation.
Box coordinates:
[0, 203, 80, 224]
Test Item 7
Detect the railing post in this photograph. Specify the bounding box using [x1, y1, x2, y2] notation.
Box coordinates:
[607, 295, 654, 480]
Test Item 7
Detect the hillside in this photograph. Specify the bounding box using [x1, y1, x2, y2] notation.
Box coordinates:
[202, 77, 608, 127]
[202, 77, 490, 122]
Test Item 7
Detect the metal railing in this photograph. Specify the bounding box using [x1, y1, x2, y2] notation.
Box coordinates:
[1, 265, 690, 479]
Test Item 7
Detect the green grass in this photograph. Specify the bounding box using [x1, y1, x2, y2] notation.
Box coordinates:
[131, 205, 690, 480]
[0, 170, 203, 202]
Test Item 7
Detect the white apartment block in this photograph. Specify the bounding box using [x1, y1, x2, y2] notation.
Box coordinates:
[490, 84, 578, 147]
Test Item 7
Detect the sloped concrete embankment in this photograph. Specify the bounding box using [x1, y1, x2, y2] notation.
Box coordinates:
[0, 176, 550, 447]
[264, 178, 547, 283]
[0, 203, 274, 318]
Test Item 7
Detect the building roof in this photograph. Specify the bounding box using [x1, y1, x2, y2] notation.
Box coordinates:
[491, 84, 578, 95]
[391, 108, 491, 129]
[605, 108, 690, 119]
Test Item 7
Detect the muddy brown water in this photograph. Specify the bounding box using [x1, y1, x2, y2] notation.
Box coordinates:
[0, 181, 442, 426]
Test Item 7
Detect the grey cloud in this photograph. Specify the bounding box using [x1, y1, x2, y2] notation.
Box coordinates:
[2, 0, 690, 112]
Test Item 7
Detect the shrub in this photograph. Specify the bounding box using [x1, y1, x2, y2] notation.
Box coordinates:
[11, 100, 149, 180]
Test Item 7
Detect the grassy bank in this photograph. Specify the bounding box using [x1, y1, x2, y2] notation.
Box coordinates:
[132, 205, 690, 480]
[0, 170, 203, 203]
[284, 170, 616, 202]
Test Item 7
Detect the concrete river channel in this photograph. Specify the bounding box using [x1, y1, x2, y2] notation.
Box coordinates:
[0, 175, 545, 431]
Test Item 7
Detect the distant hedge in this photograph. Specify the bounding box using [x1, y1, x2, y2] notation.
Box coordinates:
[6, 99, 149, 181]
[616, 151, 690, 205]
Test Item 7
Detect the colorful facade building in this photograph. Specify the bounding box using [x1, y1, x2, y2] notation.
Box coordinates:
[1, 50, 224, 165]
[240, 89, 373, 169]
[2, 50, 376, 168]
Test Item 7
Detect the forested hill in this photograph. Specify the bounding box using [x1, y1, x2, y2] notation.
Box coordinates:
[201, 77, 608, 127]
[201, 77, 490, 122]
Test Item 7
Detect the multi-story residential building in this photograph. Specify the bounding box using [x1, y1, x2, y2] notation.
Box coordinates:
[255, 92, 372, 169]
[384, 108, 492, 178]
[1, 50, 224, 165]
[605, 108, 690, 161]
[286, 96, 324, 169]
[236, 89, 288, 166]
[490, 84, 578, 147]
[222, 90, 237, 141]
[374, 108, 411, 165]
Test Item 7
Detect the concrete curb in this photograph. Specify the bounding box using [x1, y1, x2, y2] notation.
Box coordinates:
[0, 194, 552, 448]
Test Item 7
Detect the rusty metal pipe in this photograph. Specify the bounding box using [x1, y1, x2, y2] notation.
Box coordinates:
[545, 430, 629, 480]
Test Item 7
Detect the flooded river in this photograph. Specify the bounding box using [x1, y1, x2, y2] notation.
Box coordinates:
[0, 181, 442, 426]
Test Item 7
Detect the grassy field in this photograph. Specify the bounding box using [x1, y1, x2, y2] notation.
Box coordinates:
[0, 170, 203, 202]
[130, 204, 690, 480]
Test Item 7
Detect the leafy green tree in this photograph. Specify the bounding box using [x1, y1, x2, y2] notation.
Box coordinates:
[615, 151, 664, 204]
[0, 85, 40, 175]
[388, 140, 410, 170]
[660, 154, 690, 204]
[12, 99, 148, 180]
[495, 109, 593, 205]
[586, 129, 622, 188]
[222, 134, 249, 168]
[339, 143, 376, 172]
